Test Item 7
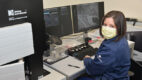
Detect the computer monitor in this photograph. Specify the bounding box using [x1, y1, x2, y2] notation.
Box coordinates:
[43, 6, 73, 37]
[72, 2, 104, 33]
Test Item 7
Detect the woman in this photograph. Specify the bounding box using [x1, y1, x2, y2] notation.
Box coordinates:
[79, 11, 131, 80]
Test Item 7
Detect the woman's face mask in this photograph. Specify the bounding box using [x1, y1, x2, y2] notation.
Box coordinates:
[101, 25, 117, 39]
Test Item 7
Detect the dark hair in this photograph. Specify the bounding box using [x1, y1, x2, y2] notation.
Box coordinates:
[100, 10, 127, 41]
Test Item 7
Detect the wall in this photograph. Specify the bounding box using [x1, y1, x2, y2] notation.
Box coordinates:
[105, 0, 142, 21]
[43, 0, 142, 21]
[43, 0, 102, 8]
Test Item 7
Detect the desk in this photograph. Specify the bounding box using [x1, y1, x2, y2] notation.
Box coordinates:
[44, 41, 134, 80]
[130, 50, 142, 80]
[44, 29, 135, 80]
[130, 59, 142, 80]
[126, 25, 142, 40]
[127, 25, 142, 32]
[44, 31, 102, 80]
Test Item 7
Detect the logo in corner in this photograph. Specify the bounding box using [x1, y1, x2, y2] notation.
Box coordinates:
[7, 9, 28, 21]
[8, 10, 14, 16]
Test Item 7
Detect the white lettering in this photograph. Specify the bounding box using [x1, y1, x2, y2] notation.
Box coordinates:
[9, 17, 15, 21]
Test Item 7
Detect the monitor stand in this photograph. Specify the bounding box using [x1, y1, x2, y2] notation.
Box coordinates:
[83, 31, 92, 45]
[43, 69, 50, 76]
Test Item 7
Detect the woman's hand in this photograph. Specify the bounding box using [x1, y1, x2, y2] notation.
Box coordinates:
[84, 55, 91, 58]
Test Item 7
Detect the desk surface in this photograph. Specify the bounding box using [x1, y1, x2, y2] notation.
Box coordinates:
[44, 56, 85, 80]
[39, 65, 66, 80]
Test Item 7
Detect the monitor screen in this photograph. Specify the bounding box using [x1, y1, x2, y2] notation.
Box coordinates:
[44, 8, 59, 27]
[72, 2, 104, 33]
[43, 6, 73, 37]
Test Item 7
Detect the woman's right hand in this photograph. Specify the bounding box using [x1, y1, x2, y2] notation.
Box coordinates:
[84, 55, 91, 58]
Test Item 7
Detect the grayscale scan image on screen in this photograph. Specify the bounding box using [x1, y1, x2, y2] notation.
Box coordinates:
[77, 3, 99, 31]
[72, 2, 104, 33]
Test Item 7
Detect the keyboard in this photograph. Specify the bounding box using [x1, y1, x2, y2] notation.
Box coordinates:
[66, 43, 98, 60]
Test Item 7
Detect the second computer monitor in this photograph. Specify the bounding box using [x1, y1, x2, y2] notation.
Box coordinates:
[72, 2, 104, 33]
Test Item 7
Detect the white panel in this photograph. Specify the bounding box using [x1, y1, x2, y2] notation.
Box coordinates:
[0, 23, 34, 65]
[0, 61, 25, 80]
